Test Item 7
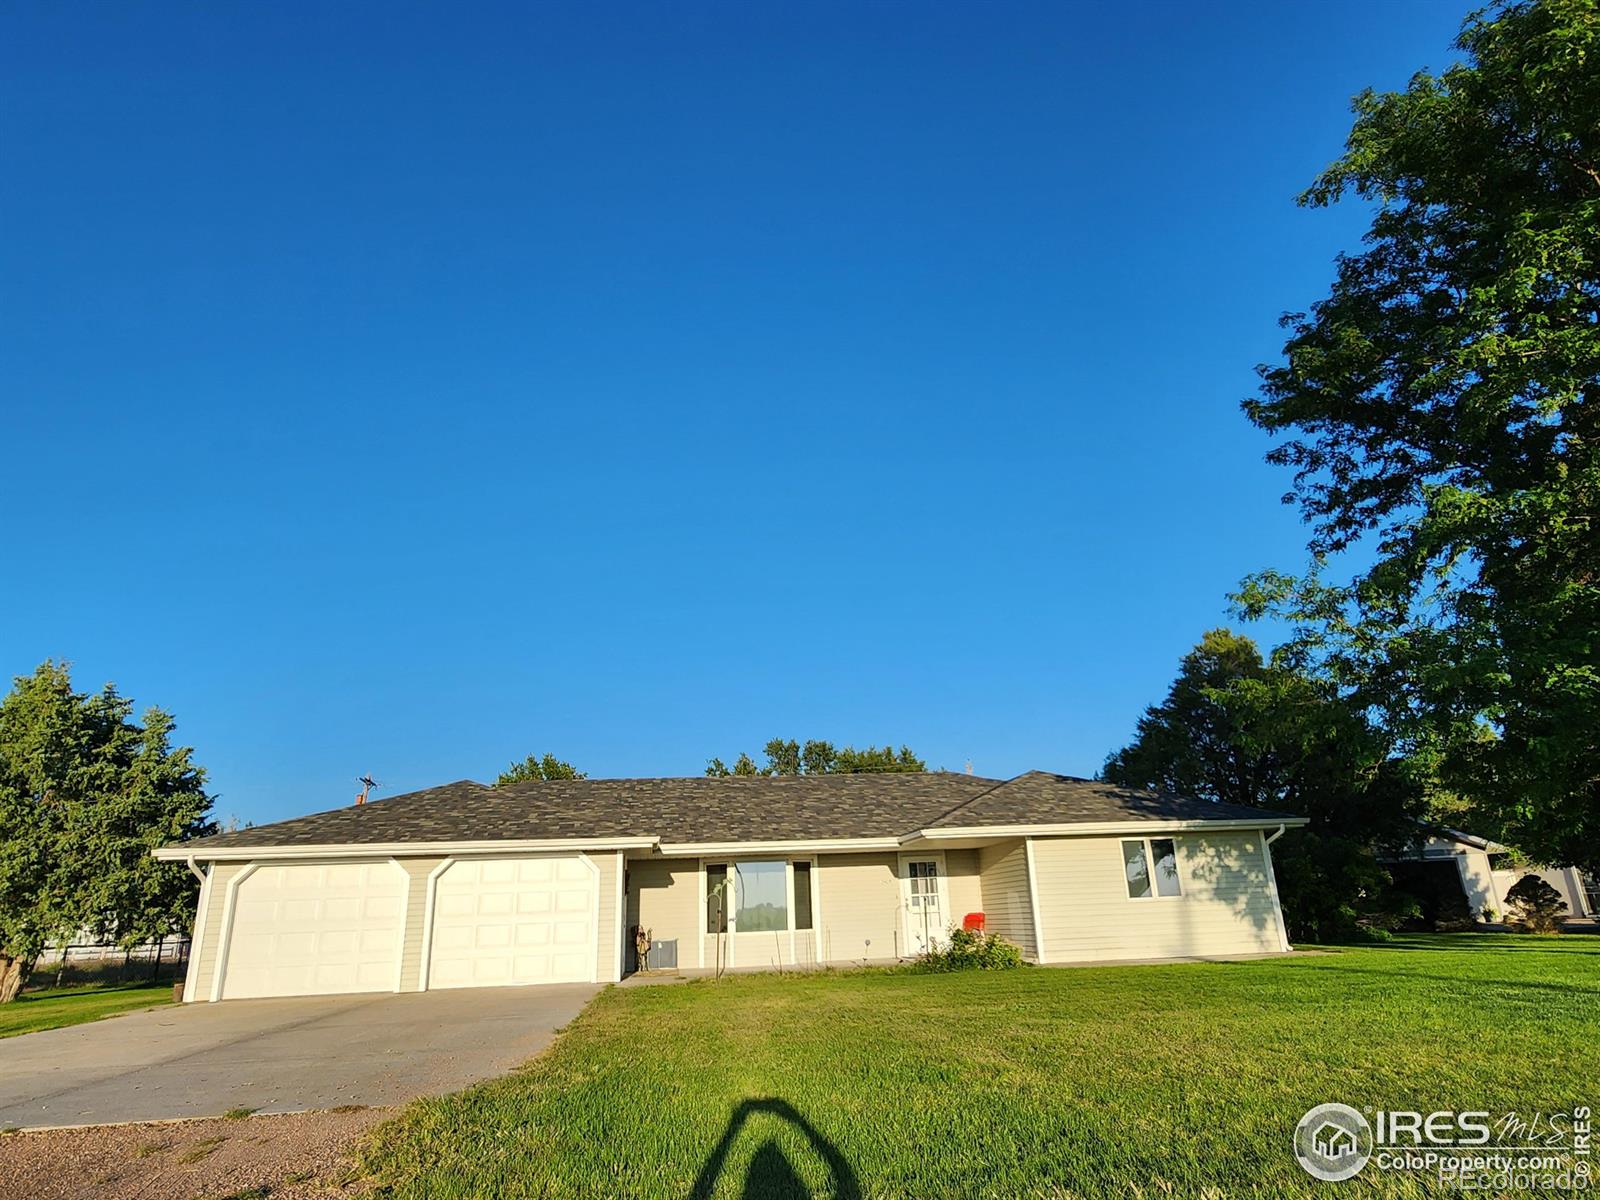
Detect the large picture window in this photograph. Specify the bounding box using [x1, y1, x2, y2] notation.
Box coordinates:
[1122, 837, 1181, 899]
[733, 861, 788, 932]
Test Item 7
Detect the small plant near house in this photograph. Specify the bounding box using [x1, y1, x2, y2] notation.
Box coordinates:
[1504, 875, 1567, 934]
[915, 926, 1024, 972]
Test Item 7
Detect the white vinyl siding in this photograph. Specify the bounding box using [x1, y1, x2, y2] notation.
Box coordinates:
[944, 848, 983, 930]
[626, 858, 701, 970]
[977, 841, 1038, 959]
[1032, 831, 1282, 962]
[814, 853, 901, 963]
[187, 861, 246, 1002]
[396, 857, 445, 991]
[595, 851, 621, 982]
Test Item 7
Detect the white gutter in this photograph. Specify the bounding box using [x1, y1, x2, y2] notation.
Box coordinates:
[657, 837, 901, 856]
[1264, 824, 1287, 845]
[183, 855, 206, 884]
[152, 836, 660, 863]
[905, 816, 1310, 843]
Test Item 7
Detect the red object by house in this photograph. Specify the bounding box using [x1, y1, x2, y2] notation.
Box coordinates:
[963, 912, 985, 932]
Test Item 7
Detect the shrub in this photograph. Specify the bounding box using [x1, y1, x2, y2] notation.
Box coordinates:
[1505, 875, 1566, 933]
[1431, 891, 1478, 933]
[915, 927, 1024, 972]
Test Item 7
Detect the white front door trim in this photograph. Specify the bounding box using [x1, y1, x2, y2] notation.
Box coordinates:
[898, 850, 950, 957]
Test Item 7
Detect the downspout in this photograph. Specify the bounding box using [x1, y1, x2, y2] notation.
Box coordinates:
[1260, 826, 1291, 952]
[184, 855, 206, 884]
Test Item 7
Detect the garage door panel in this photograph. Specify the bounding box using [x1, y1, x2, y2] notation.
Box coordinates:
[220, 861, 406, 1000]
[427, 855, 596, 990]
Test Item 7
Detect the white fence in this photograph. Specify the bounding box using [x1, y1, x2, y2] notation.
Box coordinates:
[31, 936, 191, 990]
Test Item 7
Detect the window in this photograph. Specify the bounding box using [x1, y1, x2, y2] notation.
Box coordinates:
[733, 861, 788, 932]
[793, 861, 813, 930]
[706, 864, 728, 933]
[1122, 838, 1182, 899]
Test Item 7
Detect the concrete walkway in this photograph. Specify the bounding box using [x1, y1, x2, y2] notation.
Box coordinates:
[0, 983, 598, 1129]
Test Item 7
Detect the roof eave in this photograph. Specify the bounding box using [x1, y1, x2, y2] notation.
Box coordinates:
[153, 836, 661, 862]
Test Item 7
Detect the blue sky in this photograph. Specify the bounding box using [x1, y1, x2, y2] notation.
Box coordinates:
[3, 2, 1466, 826]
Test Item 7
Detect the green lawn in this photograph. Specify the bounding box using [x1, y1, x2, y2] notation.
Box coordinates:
[364, 934, 1598, 1199]
[0, 982, 172, 1039]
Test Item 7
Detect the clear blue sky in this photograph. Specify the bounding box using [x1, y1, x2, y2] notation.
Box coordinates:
[3, 2, 1466, 826]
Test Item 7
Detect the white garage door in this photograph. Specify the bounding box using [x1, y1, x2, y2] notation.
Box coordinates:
[426, 856, 596, 989]
[220, 861, 406, 1000]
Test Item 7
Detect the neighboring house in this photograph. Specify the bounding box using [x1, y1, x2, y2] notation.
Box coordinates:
[1385, 827, 1600, 923]
[153, 771, 1307, 1003]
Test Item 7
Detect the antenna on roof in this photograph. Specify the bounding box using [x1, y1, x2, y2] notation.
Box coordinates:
[356, 774, 381, 806]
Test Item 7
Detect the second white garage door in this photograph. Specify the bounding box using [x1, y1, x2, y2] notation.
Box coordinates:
[426, 856, 597, 989]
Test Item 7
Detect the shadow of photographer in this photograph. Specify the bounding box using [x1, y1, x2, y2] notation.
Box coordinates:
[689, 1097, 862, 1200]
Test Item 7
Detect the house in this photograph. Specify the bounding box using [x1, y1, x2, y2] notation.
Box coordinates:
[1385, 827, 1599, 924]
[152, 771, 1307, 1002]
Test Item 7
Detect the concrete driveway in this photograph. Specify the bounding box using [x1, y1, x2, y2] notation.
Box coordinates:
[0, 984, 598, 1129]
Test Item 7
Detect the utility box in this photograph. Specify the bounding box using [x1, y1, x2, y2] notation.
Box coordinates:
[651, 938, 679, 970]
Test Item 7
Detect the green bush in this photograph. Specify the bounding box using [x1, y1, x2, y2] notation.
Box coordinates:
[915, 927, 1025, 972]
[1505, 874, 1566, 934]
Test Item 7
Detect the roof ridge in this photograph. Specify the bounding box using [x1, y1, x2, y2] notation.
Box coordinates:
[917, 771, 1022, 828]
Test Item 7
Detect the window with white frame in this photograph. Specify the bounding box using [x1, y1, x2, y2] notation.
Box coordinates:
[707, 860, 815, 933]
[1122, 837, 1181, 899]
[732, 861, 788, 931]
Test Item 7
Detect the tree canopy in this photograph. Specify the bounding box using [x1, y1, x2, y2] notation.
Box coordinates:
[706, 739, 926, 777]
[0, 662, 213, 1000]
[495, 753, 586, 785]
[1102, 630, 1427, 940]
[1238, 0, 1600, 875]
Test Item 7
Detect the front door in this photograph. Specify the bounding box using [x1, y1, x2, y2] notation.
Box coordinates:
[903, 858, 945, 954]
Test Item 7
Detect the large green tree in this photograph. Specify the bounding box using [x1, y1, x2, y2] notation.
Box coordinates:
[0, 662, 213, 1001]
[1102, 630, 1427, 940]
[706, 738, 926, 777]
[1239, 0, 1600, 875]
[495, 753, 586, 786]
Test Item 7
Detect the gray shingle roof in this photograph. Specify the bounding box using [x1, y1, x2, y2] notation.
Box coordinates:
[929, 771, 1301, 828]
[176, 770, 1301, 855]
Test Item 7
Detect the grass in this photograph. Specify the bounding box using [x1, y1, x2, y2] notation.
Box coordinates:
[0, 981, 171, 1038]
[222, 1105, 258, 1120]
[176, 1135, 227, 1164]
[363, 934, 1599, 1199]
